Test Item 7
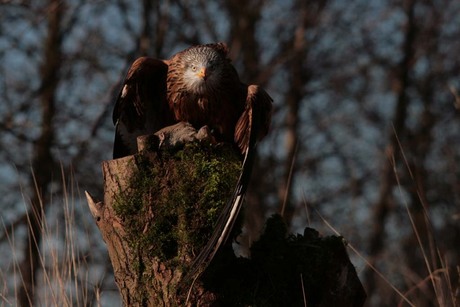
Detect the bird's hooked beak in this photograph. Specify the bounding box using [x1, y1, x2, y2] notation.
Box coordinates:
[196, 67, 208, 80]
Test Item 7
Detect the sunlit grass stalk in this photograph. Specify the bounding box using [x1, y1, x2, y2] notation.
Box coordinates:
[305, 130, 458, 306]
[394, 128, 455, 306]
[1, 168, 100, 306]
[312, 206, 416, 307]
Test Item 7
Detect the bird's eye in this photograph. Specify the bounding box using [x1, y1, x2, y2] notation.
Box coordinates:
[190, 65, 197, 71]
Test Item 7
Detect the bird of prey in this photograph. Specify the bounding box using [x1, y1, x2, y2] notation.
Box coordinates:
[112, 43, 272, 280]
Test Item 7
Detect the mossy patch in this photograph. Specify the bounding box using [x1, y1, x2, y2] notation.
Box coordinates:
[113, 141, 242, 265]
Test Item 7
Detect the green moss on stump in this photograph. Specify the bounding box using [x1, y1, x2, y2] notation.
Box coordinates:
[113, 142, 242, 265]
[108, 141, 365, 306]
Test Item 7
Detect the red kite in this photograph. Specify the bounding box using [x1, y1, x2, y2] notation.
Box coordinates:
[112, 43, 272, 280]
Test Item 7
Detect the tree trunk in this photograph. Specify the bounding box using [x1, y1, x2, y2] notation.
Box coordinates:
[86, 125, 366, 306]
[364, 0, 417, 298]
[279, 0, 328, 225]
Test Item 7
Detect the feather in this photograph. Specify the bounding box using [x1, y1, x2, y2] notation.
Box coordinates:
[112, 43, 273, 287]
[112, 57, 173, 158]
[182, 84, 273, 285]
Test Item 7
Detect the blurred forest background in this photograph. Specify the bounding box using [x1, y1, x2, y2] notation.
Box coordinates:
[1, 0, 459, 306]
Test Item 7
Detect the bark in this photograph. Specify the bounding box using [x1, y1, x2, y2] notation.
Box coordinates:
[86, 125, 366, 306]
[88, 157, 193, 306]
[18, 1, 63, 306]
[87, 124, 240, 306]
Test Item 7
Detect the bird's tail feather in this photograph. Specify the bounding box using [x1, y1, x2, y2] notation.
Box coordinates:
[181, 89, 264, 290]
[182, 144, 255, 284]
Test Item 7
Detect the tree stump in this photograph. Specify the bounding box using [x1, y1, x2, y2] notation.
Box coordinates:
[86, 123, 366, 306]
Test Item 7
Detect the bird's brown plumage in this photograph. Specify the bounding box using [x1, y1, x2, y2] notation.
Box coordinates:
[166, 44, 245, 148]
[113, 43, 272, 158]
[113, 57, 174, 158]
[112, 43, 272, 285]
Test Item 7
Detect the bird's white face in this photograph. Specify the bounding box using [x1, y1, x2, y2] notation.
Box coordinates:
[182, 47, 224, 95]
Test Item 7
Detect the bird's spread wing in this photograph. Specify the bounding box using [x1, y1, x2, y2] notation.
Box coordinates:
[183, 85, 273, 285]
[113, 57, 172, 159]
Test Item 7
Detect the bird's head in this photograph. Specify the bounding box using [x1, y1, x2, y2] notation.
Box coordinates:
[180, 45, 228, 95]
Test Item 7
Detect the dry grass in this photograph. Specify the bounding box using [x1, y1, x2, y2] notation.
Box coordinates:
[0, 168, 118, 306]
[2, 149, 458, 306]
[312, 202, 458, 306]
[306, 134, 460, 307]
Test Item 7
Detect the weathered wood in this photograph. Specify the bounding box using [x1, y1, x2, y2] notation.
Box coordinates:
[86, 123, 366, 306]
[86, 156, 156, 305]
[86, 160, 216, 305]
